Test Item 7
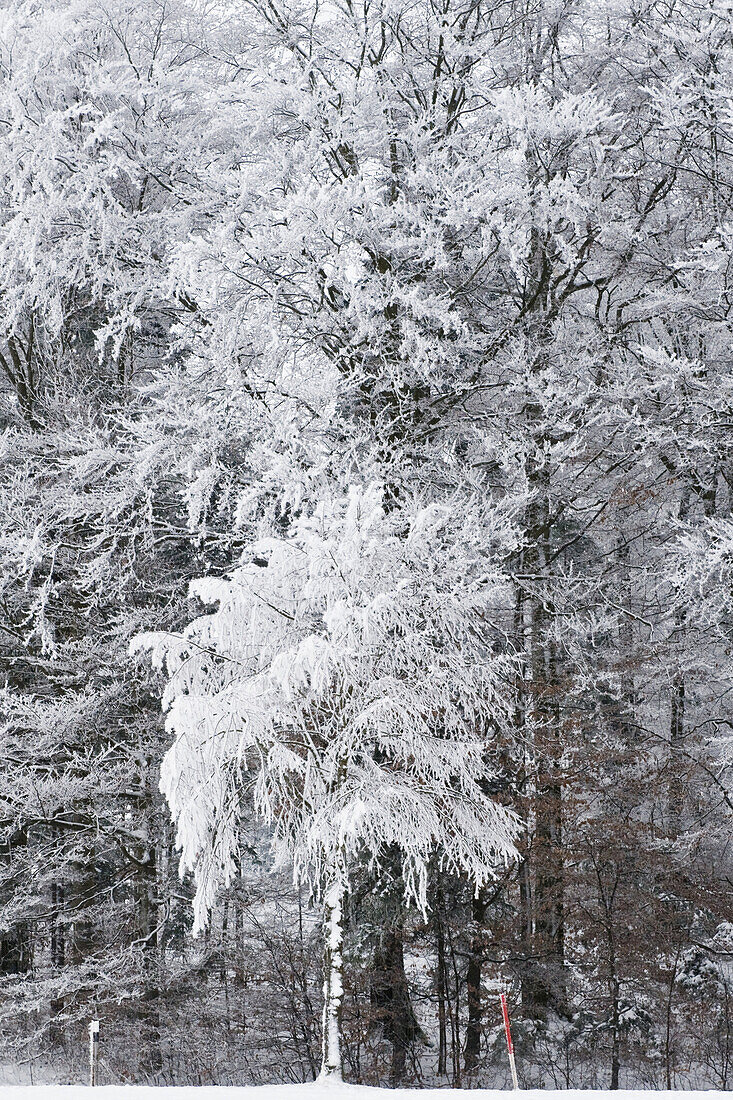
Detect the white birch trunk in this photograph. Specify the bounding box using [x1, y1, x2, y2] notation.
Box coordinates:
[318, 877, 345, 1081]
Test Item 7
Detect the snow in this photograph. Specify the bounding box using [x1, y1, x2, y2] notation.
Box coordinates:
[136, 480, 521, 939]
[0, 1087, 727, 1100]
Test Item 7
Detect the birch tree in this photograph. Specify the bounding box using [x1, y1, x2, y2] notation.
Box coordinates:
[134, 481, 522, 1077]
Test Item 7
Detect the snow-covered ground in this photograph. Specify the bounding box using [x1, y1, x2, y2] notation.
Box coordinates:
[0, 1086, 728, 1099]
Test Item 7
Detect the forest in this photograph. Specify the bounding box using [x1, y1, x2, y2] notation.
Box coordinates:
[0, 0, 731, 1090]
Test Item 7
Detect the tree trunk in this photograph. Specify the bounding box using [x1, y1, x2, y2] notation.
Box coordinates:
[610, 976, 621, 1090]
[523, 487, 567, 1017]
[669, 667, 685, 835]
[49, 877, 65, 1046]
[371, 920, 418, 1085]
[385, 930, 411, 1086]
[435, 900, 448, 1078]
[533, 742, 566, 1015]
[137, 807, 163, 1080]
[669, 487, 690, 837]
[319, 878, 345, 1080]
[464, 891, 486, 1075]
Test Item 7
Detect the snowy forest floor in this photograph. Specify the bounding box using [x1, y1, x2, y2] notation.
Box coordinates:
[0, 1087, 728, 1099]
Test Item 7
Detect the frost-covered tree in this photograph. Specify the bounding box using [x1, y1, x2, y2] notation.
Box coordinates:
[134, 481, 521, 1077]
[1, 0, 732, 1087]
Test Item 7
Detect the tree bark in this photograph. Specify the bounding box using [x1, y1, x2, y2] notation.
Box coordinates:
[319, 877, 345, 1080]
[371, 921, 418, 1085]
[435, 899, 448, 1078]
[385, 930, 411, 1086]
[464, 891, 486, 1075]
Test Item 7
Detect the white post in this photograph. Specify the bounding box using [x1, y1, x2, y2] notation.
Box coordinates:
[318, 879, 345, 1081]
[500, 992, 519, 1089]
[88, 1019, 99, 1087]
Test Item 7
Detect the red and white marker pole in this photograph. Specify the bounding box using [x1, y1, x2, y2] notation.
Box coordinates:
[500, 992, 519, 1090]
